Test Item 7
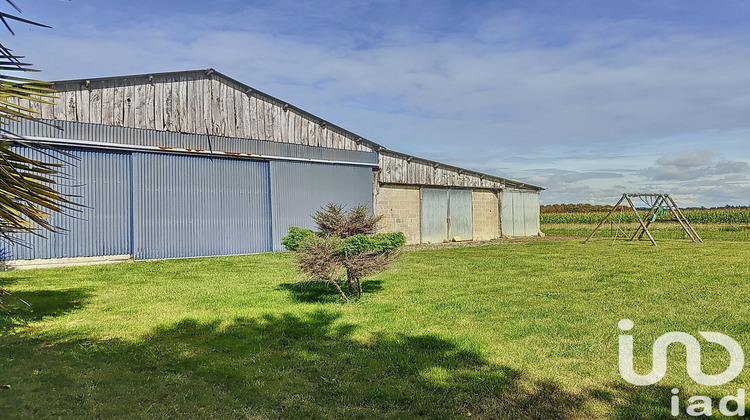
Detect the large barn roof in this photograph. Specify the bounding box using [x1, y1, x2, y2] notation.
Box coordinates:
[49, 68, 543, 191]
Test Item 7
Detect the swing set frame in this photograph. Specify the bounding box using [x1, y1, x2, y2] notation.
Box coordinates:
[583, 193, 702, 246]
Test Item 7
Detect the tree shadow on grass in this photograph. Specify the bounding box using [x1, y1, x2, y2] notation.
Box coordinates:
[0, 310, 724, 419]
[0, 310, 598, 419]
[279, 280, 383, 303]
[0, 288, 91, 333]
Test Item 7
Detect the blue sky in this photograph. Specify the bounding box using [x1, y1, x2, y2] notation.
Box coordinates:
[5, 0, 750, 206]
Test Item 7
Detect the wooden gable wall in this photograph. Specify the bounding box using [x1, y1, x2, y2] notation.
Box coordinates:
[24, 71, 374, 152]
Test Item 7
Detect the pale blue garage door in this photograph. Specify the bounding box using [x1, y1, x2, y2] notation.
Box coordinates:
[420, 188, 473, 243]
[501, 190, 540, 236]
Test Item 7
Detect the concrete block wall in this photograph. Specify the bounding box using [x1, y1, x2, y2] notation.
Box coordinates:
[472, 189, 500, 241]
[375, 184, 421, 244]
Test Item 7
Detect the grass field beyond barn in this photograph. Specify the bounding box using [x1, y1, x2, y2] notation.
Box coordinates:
[2, 240, 750, 419]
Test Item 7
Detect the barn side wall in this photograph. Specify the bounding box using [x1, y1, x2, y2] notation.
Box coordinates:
[376, 185, 509, 244]
[1, 122, 378, 263]
[377, 151, 542, 238]
[4, 70, 544, 262]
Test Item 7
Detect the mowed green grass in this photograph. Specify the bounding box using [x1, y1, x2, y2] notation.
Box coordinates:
[1, 240, 750, 419]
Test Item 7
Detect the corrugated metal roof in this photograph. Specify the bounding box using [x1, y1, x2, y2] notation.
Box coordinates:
[49, 69, 544, 191]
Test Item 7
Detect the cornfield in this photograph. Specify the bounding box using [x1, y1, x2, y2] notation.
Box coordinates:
[541, 208, 750, 224]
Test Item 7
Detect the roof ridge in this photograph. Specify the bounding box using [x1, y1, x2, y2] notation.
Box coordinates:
[50, 68, 543, 190]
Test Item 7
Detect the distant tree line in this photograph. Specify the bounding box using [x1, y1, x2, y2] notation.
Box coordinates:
[541, 203, 749, 214]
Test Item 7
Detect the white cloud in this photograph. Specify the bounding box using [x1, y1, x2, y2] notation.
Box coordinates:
[656, 151, 713, 168]
[714, 159, 749, 175]
[643, 151, 748, 181]
[6, 2, 750, 205]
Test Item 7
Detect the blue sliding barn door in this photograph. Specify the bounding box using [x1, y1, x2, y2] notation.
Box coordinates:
[270, 161, 374, 251]
[131, 153, 272, 260]
[1, 148, 132, 260]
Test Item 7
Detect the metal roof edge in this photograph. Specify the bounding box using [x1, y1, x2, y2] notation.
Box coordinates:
[4, 118, 378, 167]
[50, 68, 210, 86]
[381, 149, 545, 191]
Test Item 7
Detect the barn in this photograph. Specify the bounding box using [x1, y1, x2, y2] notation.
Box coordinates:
[2, 69, 543, 267]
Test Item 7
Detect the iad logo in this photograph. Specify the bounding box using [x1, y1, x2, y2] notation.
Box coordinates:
[618, 319, 744, 386]
[618, 319, 746, 417]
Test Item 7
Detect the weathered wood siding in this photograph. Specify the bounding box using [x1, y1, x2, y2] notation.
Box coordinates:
[11, 69, 544, 192]
[34, 71, 373, 152]
[379, 151, 534, 190]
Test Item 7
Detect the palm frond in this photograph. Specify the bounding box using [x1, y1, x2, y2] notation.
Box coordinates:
[0, 0, 73, 245]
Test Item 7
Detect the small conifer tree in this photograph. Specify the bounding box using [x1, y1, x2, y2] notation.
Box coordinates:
[283, 204, 405, 301]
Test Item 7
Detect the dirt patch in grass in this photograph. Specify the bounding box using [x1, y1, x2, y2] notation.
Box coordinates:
[406, 234, 581, 251]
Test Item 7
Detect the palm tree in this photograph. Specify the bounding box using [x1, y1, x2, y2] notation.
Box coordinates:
[0, 1, 70, 242]
[1, 0, 71, 307]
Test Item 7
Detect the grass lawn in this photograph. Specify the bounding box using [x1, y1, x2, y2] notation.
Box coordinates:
[1, 239, 750, 419]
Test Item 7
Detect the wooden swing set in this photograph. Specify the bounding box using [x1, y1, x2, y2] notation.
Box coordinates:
[583, 193, 702, 246]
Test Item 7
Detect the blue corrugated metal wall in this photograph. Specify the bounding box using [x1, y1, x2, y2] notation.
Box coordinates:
[2, 140, 376, 261]
[1, 148, 132, 260]
[132, 153, 272, 260]
[270, 161, 373, 251]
